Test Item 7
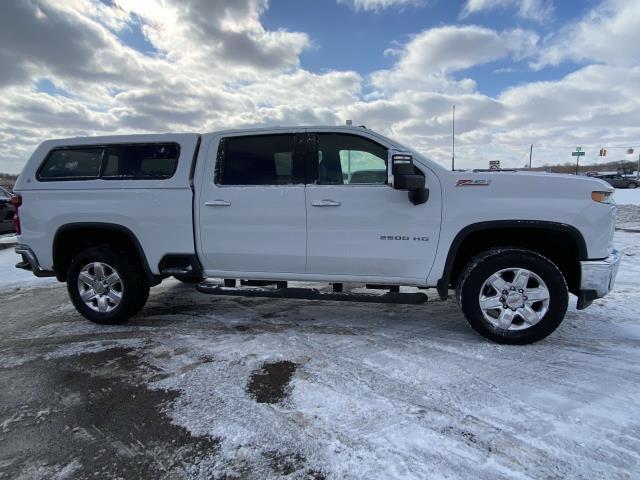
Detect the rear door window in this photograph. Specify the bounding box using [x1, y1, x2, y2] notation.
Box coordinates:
[215, 134, 305, 185]
[38, 148, 103, 180]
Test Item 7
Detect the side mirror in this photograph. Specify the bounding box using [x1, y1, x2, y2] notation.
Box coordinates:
[389, 152, 428, 205]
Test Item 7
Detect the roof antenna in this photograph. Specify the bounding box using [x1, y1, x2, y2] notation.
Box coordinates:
[451, 104, 455, 171]
[346, 119, 353, 125]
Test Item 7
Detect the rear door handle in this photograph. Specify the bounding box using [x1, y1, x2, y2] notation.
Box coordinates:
[205, 199, 231, 207]
[312, 199, 341, 207]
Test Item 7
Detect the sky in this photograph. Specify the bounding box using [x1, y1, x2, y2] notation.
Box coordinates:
[1, 0, 639, 173]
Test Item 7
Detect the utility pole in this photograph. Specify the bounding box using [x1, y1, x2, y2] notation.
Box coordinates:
[451, 104, 455, 171]
[529, 144, 533, 169]
[637, 154, 639, 179]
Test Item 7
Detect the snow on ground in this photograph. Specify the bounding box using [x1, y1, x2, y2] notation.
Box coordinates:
[1, 212, 639, 478]
[0, 247, 55, 290]
[0, 234, 17, 246]
[138, 235, 640, 479]
[615, 229, 640, 285]
[2, 228, 638, 478]
[614, 188, 640, 205]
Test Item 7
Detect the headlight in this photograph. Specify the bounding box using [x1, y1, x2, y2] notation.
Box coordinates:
[591, 191, 613, 204]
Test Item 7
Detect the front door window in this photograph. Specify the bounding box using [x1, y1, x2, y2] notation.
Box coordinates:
[316, 134, 388, 185]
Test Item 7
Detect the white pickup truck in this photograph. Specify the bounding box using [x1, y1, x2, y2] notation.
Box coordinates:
[12, 126, 620, 344]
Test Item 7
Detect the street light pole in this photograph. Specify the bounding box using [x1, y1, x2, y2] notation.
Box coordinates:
[529, 144, 533, 169]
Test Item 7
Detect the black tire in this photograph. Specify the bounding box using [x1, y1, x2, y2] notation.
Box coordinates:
[67, 245, 150, 324]
[173, 275, 203, 284]
[628, 182, 638, 189]
[456, 249, 568, 345]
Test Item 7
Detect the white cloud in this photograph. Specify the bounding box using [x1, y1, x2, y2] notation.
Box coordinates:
[337, 0, 425, 12]
[461, 0, 554, 22]
[397, 26, 537, 73]
[534, 0, 640, 69]
[370, 26, 538, 93]
[0, 0, 638, 174]
[118, 0, 309, 73]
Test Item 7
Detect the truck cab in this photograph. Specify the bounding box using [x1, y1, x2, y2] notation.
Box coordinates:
[194, 127, 441, 284]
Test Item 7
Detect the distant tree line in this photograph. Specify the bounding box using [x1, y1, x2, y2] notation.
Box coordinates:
[0, 173, 18, 190]
[532, 160, 638, 175]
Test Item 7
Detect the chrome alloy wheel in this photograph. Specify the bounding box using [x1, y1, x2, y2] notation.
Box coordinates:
[478, 268, 550, 331]
[77, 262, 123, 313]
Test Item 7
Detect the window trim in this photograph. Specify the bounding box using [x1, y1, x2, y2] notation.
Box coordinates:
[214, 133, 307, 187]
[311, 132, 390, 187]
[36, 142, 181, 182]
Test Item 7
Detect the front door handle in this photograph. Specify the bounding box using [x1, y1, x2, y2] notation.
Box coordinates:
[205, 199, 231, 207]
[312, 199, 341, 207]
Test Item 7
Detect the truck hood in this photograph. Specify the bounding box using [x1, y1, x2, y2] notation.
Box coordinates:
[454, 170, 614, 195]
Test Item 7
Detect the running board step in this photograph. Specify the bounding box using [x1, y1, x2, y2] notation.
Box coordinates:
[196, 283, 427, 304]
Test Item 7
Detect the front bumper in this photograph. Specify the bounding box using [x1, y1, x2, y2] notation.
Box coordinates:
[15, 244, 55, 277]
[577, 249, 620, 309]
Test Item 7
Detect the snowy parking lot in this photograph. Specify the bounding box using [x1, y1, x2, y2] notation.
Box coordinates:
[1, 201, 639, 479]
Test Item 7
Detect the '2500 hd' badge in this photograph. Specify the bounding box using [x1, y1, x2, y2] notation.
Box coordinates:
[456, 179, 491, 186]
[380, 235, 429, 241]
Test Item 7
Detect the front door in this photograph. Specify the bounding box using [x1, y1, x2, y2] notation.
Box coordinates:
[198, 132, 308, 275]
[305, 132, 440, 281]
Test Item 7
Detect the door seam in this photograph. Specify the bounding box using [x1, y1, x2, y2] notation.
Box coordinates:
[304, 184, 309, 272]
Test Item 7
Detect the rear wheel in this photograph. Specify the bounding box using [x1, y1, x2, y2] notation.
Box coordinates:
[456, 249, 568, 344]
[628, 182, 638, 189]
[67, 245, 150, 324]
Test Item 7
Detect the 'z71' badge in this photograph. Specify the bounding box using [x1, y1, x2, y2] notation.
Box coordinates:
[456, 179, 491, 186]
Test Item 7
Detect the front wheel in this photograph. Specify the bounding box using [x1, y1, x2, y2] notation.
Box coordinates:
[628, 182, 638, 189]
[67, 245, 150, 324]
[456, 249, 568, 344]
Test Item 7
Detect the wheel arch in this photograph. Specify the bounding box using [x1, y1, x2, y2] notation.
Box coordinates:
[437, 220, 587, 299]
[52, 222, 161, 285]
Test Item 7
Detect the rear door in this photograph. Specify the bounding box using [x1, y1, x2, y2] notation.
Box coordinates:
[304, 132, 440, 281]
[197, 132, 308, 275]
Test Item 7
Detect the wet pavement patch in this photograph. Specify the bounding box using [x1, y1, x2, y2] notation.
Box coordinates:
[0, 347, 218, 479]
[246, 361, 299, 404]
[135, 301, 220, 318]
